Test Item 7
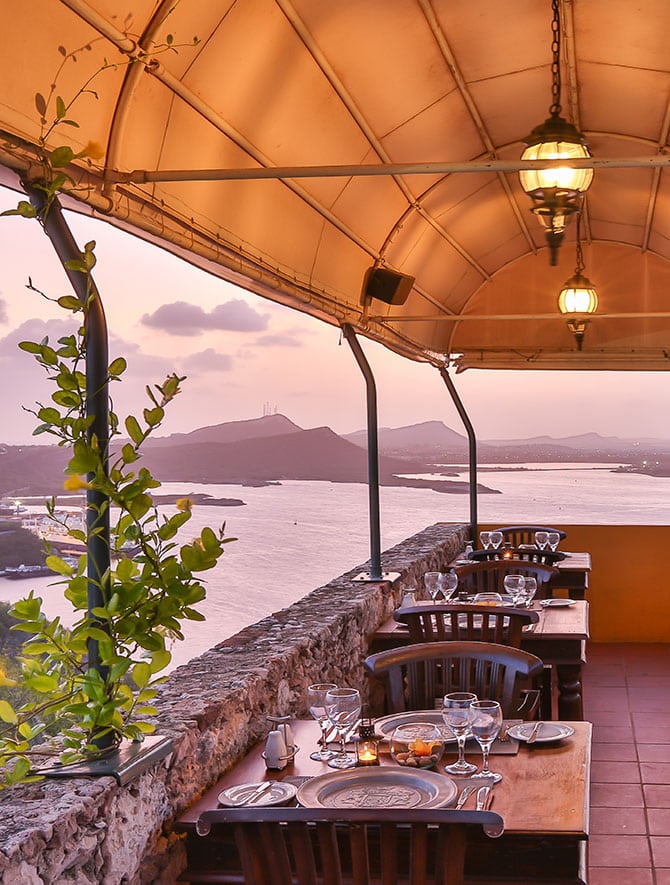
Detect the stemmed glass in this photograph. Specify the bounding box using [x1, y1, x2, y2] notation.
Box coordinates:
[424, 571, 447, 604]
[325, 687, 361, 770]
[307, 683, 338, 762]
[489, 531, 503, 550]
[523, 577, 538, 607]
[503, 574, 525, 605]
[444, 570, 459, 600]
[547, 532, 561, 552]
[442, 692, 478, 774]
[535, 531, 549, 550]
[479, 531, 491, 550]
[469, 699, 503, 783]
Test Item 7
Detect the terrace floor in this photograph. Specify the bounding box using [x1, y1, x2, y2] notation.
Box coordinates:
[584, 642, 670, 884]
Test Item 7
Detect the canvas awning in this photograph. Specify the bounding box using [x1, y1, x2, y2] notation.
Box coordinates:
[2, 0, 670, 370]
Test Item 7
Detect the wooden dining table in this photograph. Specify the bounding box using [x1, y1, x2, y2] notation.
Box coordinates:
[176, 717, 591, 884]
[448, 552, 592, 600]
[369, 600, 590, 720]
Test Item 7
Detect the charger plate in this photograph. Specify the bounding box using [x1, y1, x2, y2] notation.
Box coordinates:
[296, 767, 457, 809]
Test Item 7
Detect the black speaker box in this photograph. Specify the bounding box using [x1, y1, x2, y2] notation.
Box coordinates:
[361, 267, 415, 306]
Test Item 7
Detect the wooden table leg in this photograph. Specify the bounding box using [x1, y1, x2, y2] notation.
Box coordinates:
[555, 663, 583, 720]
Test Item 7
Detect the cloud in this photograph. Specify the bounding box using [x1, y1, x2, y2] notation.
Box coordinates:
[254, 333, 304, 348]
[141, 299, 269, 336]
[0, 298, 7, 324]
[182, 348, 233, 373]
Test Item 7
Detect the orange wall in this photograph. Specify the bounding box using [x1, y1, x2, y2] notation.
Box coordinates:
[480, 524, 670, 642]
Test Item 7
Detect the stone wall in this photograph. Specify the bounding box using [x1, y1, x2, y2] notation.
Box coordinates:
[0, 522, 467, 884]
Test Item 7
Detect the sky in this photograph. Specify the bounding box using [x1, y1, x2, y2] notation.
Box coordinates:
[1, 184, 669, 447]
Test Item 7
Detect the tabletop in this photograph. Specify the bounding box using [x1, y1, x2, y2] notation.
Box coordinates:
[178, 718, 591, 839]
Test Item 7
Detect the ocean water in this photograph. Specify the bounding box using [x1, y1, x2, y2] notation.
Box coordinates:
[1, 465, 668, 670]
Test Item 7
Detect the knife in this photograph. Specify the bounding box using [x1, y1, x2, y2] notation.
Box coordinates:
[455, 784, 477, 809]
[476, 785, 491, 811]
[526, 720, 544, 744]
[232, 780, 273, 806]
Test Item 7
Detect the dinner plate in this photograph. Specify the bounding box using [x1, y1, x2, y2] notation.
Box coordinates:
[218, 781, 297, 807]
[296, 767, 458, 809]
[506, 722, 575, 743]
[373, 710, 457, 743]
[539, 598, 577, 608]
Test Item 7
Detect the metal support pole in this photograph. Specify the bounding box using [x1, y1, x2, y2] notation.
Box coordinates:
[439, 366, 478, 545]
[23, 184, 112, 746]
[341, 324, 383, 580]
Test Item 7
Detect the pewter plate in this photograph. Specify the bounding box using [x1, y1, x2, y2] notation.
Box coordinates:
[374, 710, 457, 743]
[507, 722, 575, 743]
[218, 781, 298, 807]
[296, 767, 457, 809]
[539, 598, 577, 608]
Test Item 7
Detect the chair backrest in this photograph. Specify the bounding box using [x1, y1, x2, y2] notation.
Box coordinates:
[454, 560, 558, 599]
[195, 806, 504, 885]
[395, 604, 539, 647]
[363, 640, 544, 719]
[468, 548, 566, 566]
[491, 525, 567, 547]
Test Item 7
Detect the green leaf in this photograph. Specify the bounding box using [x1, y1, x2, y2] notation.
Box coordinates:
[143, 406, 164, 427]
[131, 662, 151, 689]
[56, 95, 67, 118]
[50, 145, 75, 167]
[108, 357, 127, 377]
[1, 201, 37, 218]
[57, 295, 83, 311]
[125, 415, 144, 445]
[25, 674, 60, 693]
[45, 554, 72, 576]
[0, 700, 17, 724]
[149, 649, 171, 673]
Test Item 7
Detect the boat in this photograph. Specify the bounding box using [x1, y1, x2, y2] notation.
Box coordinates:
[4, 564, 54, 580]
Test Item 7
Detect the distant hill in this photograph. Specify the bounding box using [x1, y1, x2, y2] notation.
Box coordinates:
[146, 414, 302, 447]
[141, 426, 435, 484]
[343, 421, 467, 456]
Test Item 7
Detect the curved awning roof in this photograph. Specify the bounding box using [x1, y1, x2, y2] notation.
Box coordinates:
[2, 0, 670, 370]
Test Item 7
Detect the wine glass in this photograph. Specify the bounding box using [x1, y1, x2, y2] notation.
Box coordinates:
[534, 531, 549, 550]
[307, 682, 338, 762]
[547, 532, 561, 552]
[503, 574, 525, 605]
[442, 691, 478, 775]
[489, 531, 503, 550]
[444, 570, 459, 600]
[325, 687, 361, 770]
[479, 531, 491, 550]
[522, 577, 538, 607]
[469, 699, 503, 783]
[424, 571, 447, 604]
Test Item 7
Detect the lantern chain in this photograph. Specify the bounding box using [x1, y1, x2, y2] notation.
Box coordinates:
[550, 0, 562, 117]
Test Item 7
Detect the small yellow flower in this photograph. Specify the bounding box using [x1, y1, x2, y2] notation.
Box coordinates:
[80, 140, 104, 160]
[176, 497, 193, 512]
[63, 475, 92, 492]
[0, 669, 17, 688]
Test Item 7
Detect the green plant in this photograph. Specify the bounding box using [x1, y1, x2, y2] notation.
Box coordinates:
[0, 281, 232, 787]
[0, 27, 231, 789]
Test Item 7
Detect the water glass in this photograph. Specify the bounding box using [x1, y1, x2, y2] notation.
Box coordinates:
[307, 682, 338, 762]
[469, 699, 503, 783]
[424, 571, 447, 603]
[547, 532, 561, 551]
[325, 688, 361, 770]
[503, 574, 525, 605]
[534, 531, 549, 550]
[479, 531, 491, 550]
[523, 577, 538, 607]
[442, 691, 478, 775]
[489, 531, 503, 550]
[444, 570, 459, 600]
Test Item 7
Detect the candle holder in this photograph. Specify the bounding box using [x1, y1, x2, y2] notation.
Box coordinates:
[355, 714, 379, 766]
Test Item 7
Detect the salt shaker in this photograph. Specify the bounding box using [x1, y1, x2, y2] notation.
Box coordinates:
[264, 729, 288, 770]
[278, 722, 295, 755]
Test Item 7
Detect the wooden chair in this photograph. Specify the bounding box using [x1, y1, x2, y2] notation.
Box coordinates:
[468, 547, 565, 566]
[491, 525, 567, 547]
[364, 640, 544, 720]
[454, 560, 558, 600]
[395, 603, 539, 647]
[195, 806, 504, 885]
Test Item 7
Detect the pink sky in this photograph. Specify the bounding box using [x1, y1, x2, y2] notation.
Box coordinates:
[1, 185, 669, 447]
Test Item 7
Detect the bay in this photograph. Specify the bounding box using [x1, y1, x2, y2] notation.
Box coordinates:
[1, 464, 668, 671]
